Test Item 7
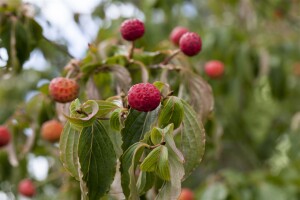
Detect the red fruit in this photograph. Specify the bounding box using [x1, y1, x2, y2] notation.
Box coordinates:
[120, 19, 145, 41]
[49, 77, 79, 103]
[179, 32, 202, 56]
[128, 83, 161, 112]
[18, 179, 36, 197]
[41, 120, 63, 142]
[0, 126, 11, 148]
[170, 26, 188, 45]
[179, 188, 194, 200]
[204, 60, 225, 78]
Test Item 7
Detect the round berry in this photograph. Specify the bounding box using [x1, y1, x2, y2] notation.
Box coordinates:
[170, 26, 188, 45]
[179, 32, 202, 56]
[179, 188, 194, 200]
[128, 83, 161, 112]
[204, 60, 224, 78]
[120, 19, 145, 41]
[49, 77, 79, 103]
[41, 120, 64, 143]
[18, 179, 36, 197]
[0, 126, 11, 148]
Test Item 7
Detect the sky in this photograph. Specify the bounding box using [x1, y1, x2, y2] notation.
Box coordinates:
[20, 0, 143, 71]
[21, 0, 101, 70]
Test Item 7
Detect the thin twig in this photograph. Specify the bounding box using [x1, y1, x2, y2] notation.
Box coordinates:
[128, 41, 135, 59]
[161, 49, 181, 65]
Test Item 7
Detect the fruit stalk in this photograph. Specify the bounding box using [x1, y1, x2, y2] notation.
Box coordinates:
[128, 41, 135, 59]
[162, 49, 181, 65]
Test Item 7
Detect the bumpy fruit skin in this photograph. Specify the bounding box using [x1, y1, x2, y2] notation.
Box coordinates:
[179, 188, 194, 200]
[0, 126, 10, 148]
[49, 77, 79, 103]
[120, 19, 145, 41]
[204, 60, 224, 78]
[179, 32, 202, 56]
[41, 120, 63, 142]
[170, 26, 188, 45]
[18, 179, 36, 197]
[128, 83, 161, 112]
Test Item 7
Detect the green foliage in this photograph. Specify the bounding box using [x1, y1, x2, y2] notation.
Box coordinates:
[121, 108, 159, 151]
[120, 142, 147, 199]
[78, 120, 117, 200]
[1, 0, 300, 199]
[59, 122, 80, 180]
[158, 96, 184, 129]
[181, 100, 206, 179]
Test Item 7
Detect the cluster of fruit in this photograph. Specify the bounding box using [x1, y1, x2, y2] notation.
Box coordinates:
[46, 19, 224, 112]
[0, 18, 222, 199]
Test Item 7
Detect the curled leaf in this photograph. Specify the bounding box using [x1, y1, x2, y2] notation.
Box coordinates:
[65, 100, 99, 129]
[158, 96, 184, 129]
[140, 146, 162, 172]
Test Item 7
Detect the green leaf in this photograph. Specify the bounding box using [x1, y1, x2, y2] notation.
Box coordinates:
[26, 18, 43, 42]
[121, 108, 159, 151]
[15, 20, 31, 72]
[81, 62, 101, 75]
[78, 120, 117, 200]
[150, 127, 163, 145]
[163, 124, 185, 163]
[158, 96, 184, 129]
[156, 146, 170, 181]
[153, 81, 166, 92]
[183, 72, 214, 121]
[137, 171, 155, 195]
[96, 100, 120, 117]
[59, 122, 80, 180]
[140, 146, 162, 172]
[153, 81, 171, 98]
[120, 142, 148, 199]
[133, 51, 167, 65]
[155, 150, 184, 200]
[66, 100, 99, 129]
[181, 100, 206, 179]
[69, 99, 82, 114]
[110, 108, 122, 131]
[104, 54, 128, 66]
[106, 126, 123, 159]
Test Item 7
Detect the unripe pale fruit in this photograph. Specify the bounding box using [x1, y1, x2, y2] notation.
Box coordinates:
[0, 126, 11, 148]
[179, 32, 202, 56]
[49, 77, 79, 103]
[128, 83, 161, 112]
[120, 19, 145, 41]
[170, 26, 188, 45]
[41, 120, 63, 142]
[204, 60, 225, 78]
[18, 179, 36, 197]
[179, 188, 194, 200]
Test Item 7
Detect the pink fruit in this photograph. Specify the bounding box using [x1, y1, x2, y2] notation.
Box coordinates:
[179, 32, 202, 56]
[49, 77, 79, 103]
[170, 26, 188, 45]
[41, 120, 64, 142]
[204, 60, 225, 78]
[128, 83, 161, 112]
[179, 188, 194, 200]
[0, 126, 11, 148]
[18, 179, 36, 197]
[120, 19, 145, 41]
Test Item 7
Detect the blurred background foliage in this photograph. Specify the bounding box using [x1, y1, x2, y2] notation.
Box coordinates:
[1, 0, 300, 199]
